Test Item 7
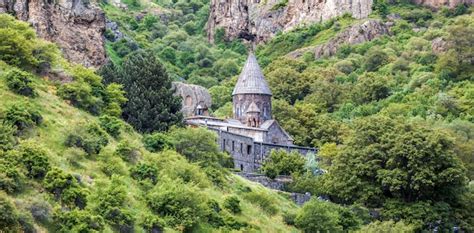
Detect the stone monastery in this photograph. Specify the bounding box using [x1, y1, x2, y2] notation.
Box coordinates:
[180, 53, 317, 173]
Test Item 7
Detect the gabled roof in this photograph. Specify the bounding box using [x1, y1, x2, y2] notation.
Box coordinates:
[246, 102, 261, 113]
[232, 53, 272, 96]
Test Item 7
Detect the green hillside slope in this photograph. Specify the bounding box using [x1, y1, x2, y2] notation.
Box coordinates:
[0, 15, 300, 232]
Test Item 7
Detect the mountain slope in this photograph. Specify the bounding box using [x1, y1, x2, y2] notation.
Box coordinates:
[0, 15, 300, 232]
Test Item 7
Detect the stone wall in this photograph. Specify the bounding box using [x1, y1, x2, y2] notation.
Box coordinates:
[210, 128, 317, 173]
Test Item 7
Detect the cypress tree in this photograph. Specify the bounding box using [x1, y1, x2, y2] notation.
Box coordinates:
[117, 50, 183, 133]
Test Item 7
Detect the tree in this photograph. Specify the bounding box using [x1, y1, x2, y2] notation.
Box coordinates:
[168, 127, 229, 167]
[118, 50, 183, 133]
[261, 150, 306, 179]
[323, 116, 469, 230]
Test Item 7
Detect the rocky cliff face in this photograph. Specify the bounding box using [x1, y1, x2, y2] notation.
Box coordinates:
[0, 0, 106, 67]
[411, 0, 473, 8]
[207, 0, 373, 43]
[288, 19, 390, 59]
[207, 0, 472, 44]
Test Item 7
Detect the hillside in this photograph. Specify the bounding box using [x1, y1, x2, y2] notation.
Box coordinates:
[0, 15, 300, 232]
[1, 0, 473, 232]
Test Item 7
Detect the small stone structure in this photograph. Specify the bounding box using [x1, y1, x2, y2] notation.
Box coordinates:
[173, 82, 212, 118]
[185, 53, 317, 173]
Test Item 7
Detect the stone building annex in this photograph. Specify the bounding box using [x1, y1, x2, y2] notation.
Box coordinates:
[179, 53, 317, 173]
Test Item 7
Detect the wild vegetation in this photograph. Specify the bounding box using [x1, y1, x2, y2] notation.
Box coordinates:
[0, 14, 301, 232]
[0, 0, 473, 231]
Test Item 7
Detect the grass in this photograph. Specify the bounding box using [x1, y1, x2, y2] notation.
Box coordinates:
[0, 62, 301, 232]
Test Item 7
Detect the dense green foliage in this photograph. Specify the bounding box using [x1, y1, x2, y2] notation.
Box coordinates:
[261, 150, 306, 179]
[100, 50, 183, 133]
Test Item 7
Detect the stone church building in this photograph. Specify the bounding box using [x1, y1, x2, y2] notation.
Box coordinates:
[183, 53, 316, 172]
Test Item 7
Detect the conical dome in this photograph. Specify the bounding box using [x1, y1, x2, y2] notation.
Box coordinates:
[232, 53, 272, 96]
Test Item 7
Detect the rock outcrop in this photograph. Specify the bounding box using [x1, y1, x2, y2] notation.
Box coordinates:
[0, 0, 106, 67]
[288, 19, 390, 59]
[207, 0, 374, 43]
[173, 82, 212, 118]
[411, 0, 473, 9]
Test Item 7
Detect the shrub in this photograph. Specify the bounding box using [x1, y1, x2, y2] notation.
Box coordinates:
[130, 163, 159, 184]
[334, 60, 354, 74]
[364, 49, 389, 72]
[146, 181, 208, 230]
[295, 199, 343, 232]
[0, 192, 21, 231]
[99, 152, 128, 177]
[0, 152, 25, 193]
[244, 191, 278, 215]
[141, 214, 165, 233]
[4, 68, 37, 97]
[61, 187, 88, 209]
[92, 176, 134, 232]
[43, 168, 77, 199]
[3, 102, 42, 132]
[99, 115, 123, 138]
[57, 81, 103, 115]
[206, 199, 225, 227]
[283, 211, 297, 225]
[223, 196, 241, 214]
[0, 122, 16, 151]
[28, 198, 52, 224]
[355, 220, 415, 233]
[17, 142, 50, 179]
[115, 141, 141, 163]
[223, 214, 248, 230]
[143, 132, 173, 152]
[65, 123, 109, 155]
[53, 209, 104, 232]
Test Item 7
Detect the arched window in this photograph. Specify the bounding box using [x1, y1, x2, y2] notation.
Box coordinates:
[185, 95, 192, 106]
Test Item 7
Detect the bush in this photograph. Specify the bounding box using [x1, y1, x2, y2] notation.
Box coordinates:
[3, 102, 42, 133]
[146, 181, 208, 230]
[43, 168, 78, 199]
[99, 115, 123, 138]
[223, 196, 241, 214]
[0, 122, 16, 151]
[130, 163, 159, 184]
[92, 176, 134, 232]
[0, 192, 21, 231]
[53, 209, 104, 232]
[283, 211, 297, 225]
[115, 141, 141, 163]
[65, 123, 109, 155]
[141, 214, 165, 233]
[4, 68, 37, 97]
[0, 152, 25, 193]
[143, 132, 173, 152]
[244, 191, 278, 215]
[17, 142, 50, 179]
[57, 81, 103, 115]
[99, 153, 128, 177]
[295, 199, 343, 232]
[355, 220, 415, 233]
[364, 49, 389, 72]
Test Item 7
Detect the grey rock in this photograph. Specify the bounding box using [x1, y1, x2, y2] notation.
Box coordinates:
[287, 19, 390, 59]
[173, 82, 212, 118]
[0, 0, 106, 67]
